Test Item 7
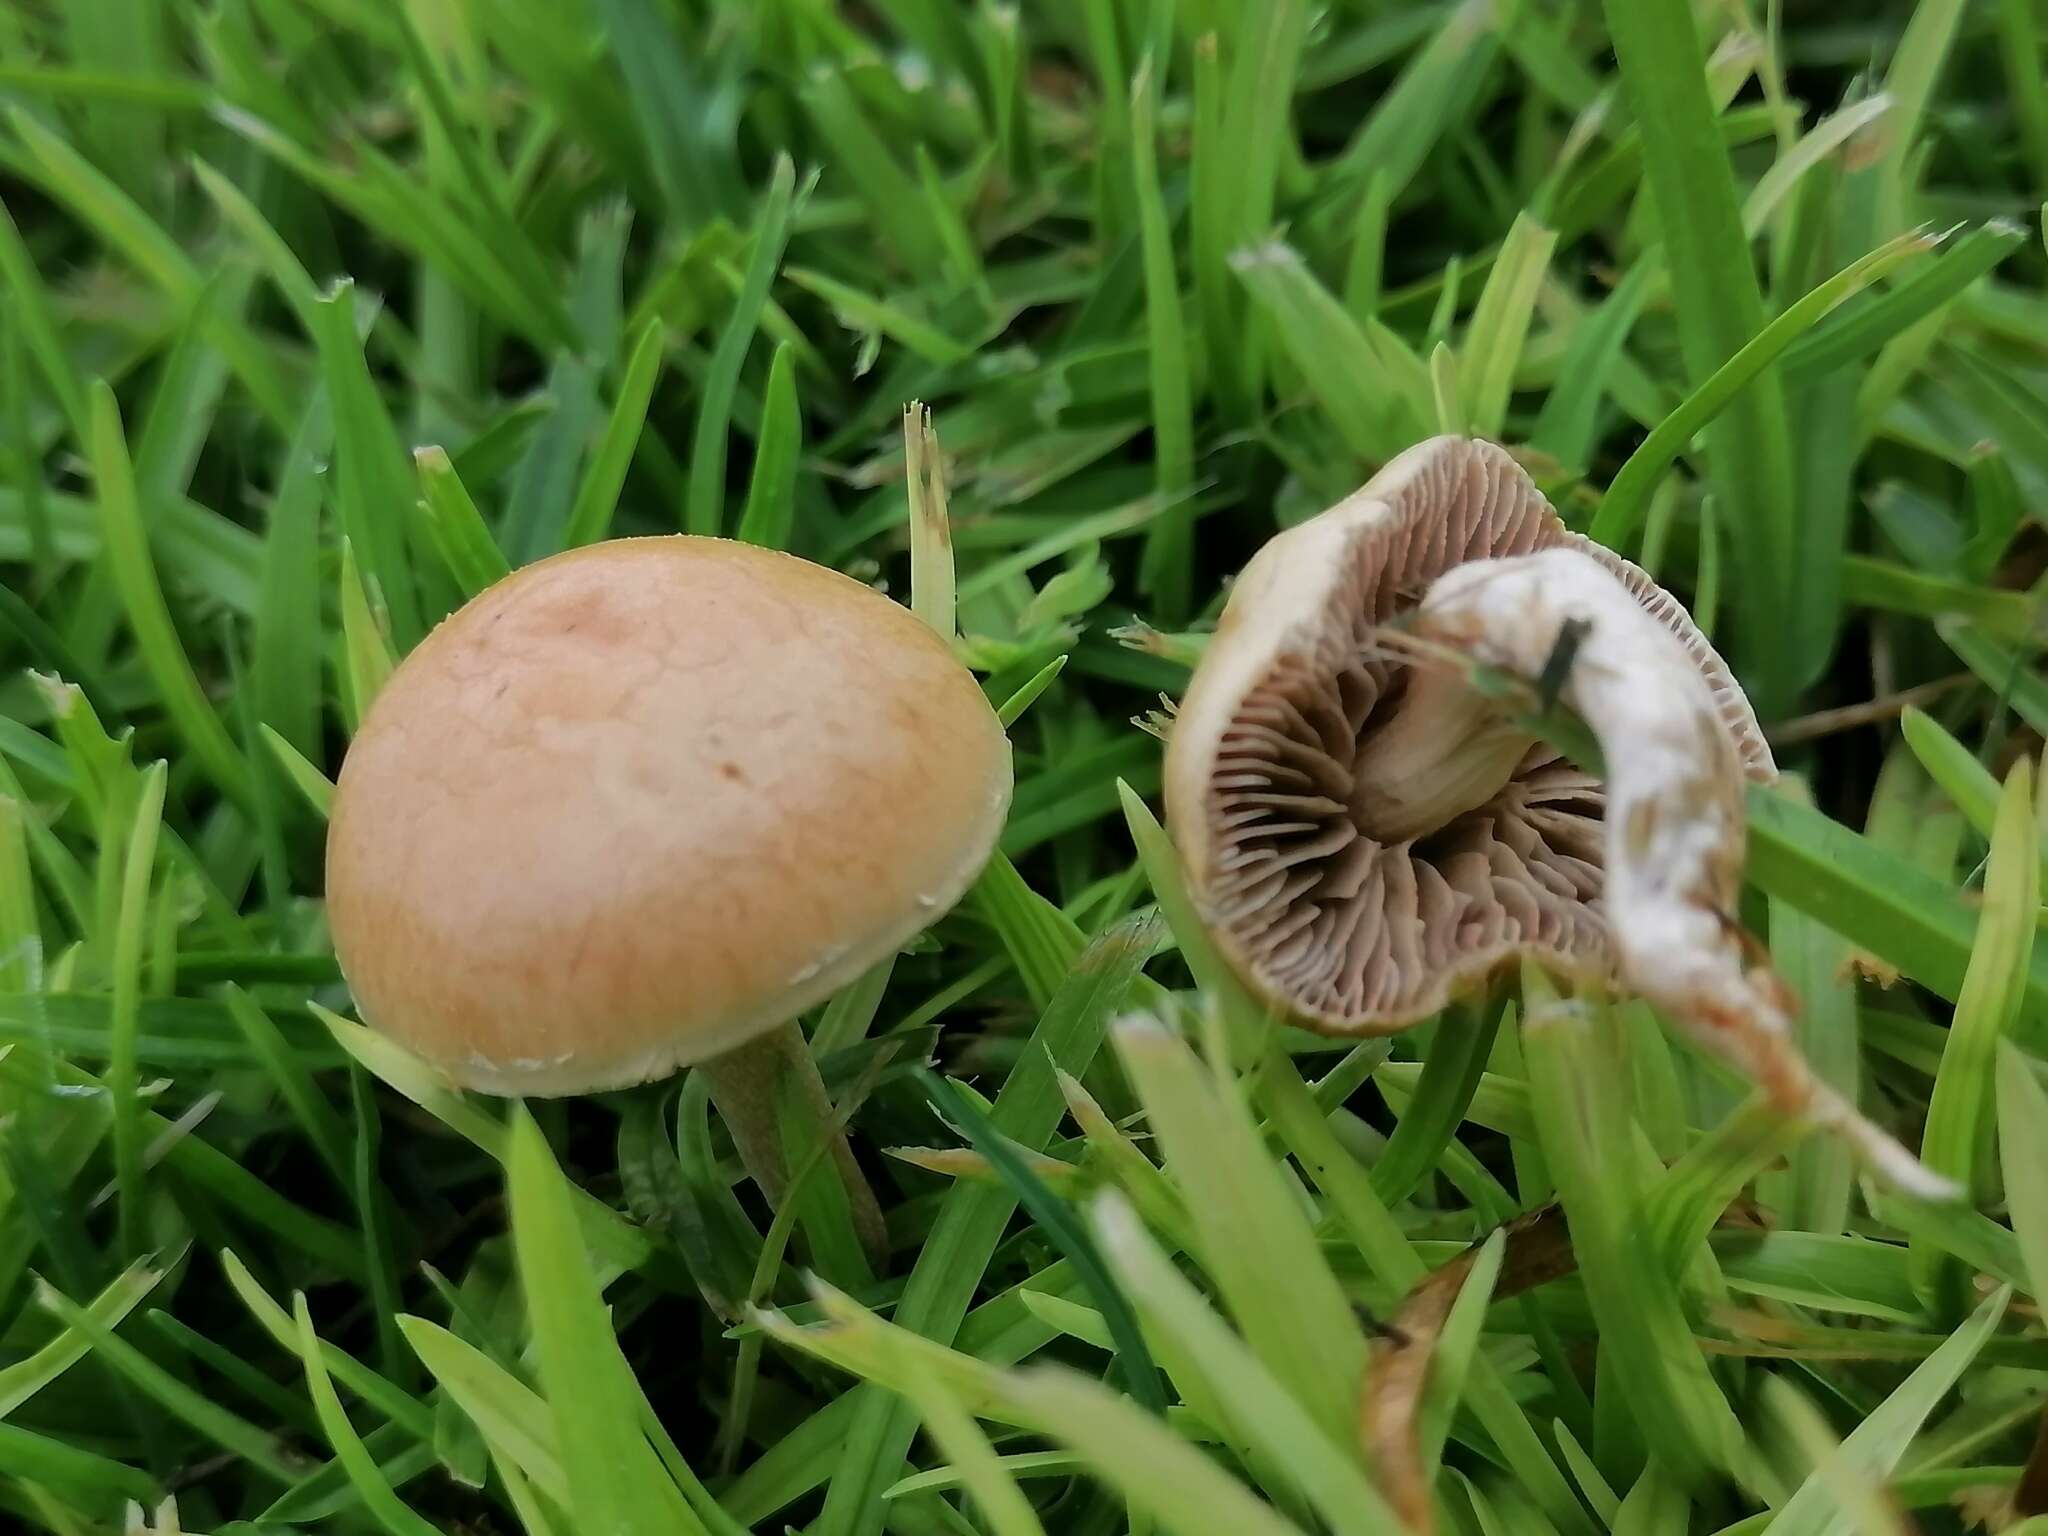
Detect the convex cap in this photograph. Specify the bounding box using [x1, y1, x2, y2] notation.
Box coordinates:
[326, 536, 1012, 1094]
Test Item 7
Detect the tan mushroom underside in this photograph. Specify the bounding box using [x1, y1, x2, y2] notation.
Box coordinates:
[1165, 437, 1772, 1034]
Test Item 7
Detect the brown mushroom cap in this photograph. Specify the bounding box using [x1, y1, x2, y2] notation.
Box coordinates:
[1164, 436, 1771, 1033]
[326, 536, 1012, 1094]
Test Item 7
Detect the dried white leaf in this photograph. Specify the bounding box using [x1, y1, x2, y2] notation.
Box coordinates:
[1417, 547, 1951, 1199]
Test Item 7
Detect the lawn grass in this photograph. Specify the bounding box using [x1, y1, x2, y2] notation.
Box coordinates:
[3, 2, 2048, 1533]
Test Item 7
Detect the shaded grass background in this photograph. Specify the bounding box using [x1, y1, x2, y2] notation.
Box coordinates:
[3, 1, 2048, 1533]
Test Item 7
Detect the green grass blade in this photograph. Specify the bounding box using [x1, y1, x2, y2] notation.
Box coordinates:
[87, 384, 253, 807]
[1530, 262, 1655, 472]
[1872, 0, 1969, 233]
[1591, 230, 1934, 550]
[1080, 0, 1133, 241]
[0, 293, 54, 583]
[586, 0, 741, 226]
[1233, 241, 1426, 463]
[688, 157, 794, 536]
[399, 1315, 567, 1505]
[1780, 220, 2023, 386]
[1373, 1001, 1502, 1206]
[784, 265, 976, 366]
[1519, 967, 1750, 1491]
[310, 283, 424, 649]
[348, 1068, 407, 1385]
[913, 143, 986, 298]
[222, 1251, 434, 1438]
[317, 1007, 505, 1157]
[256, 1433, 439, 1528]
[1000, 1365, 1312, 1536]
[0, 197, 89, 441]
[1419, 1228, 1504, 1482]
[1132, 54, 1195, 623]
[385, 0, 553, 300]
[189, 154, 322, 324]
[811, 914, 1155, 1536]
[9, 107, 292, 429]
[881, 1359, 1048, 1536]
[1324, 0, 1498, 220]
[1093, 1191, 1396, 1535]
[1219, 0, 1308, 261]
[260, 725, 336, 819]
[996, 654, 1068, 728]
[1430, 341, 1463, 436]
[904, 402, 955, 638]
[1460, 212, 1556, 439]
[1596, 0, 1795, 707]
[0, 582, 120, 723]
[1997, 1039, 2048, 1315]
[1757, 1379, 1914, 1536]
[1342, 166, 1393, 321]
[1741, 93, 1894, 237]
[220, 985, 349, 1190]
[564, 318, 667, 549]
[34, 1277, 299, 1482]
[507, 1109, 701, 1536]
[1912, 760, 2036, 1313]
[1841, 558, 2038, 644]
[290, 1295, 441, 1536]
[339, 539, 397, 730]
[0, 794, 38, 997]
[249, 393, 330, 771]
[735, 341, 801, 550]
[1112, 1012, 1367, 1446]
[0, 1257, 165, 1416]
[0, 1419, 157, 1506]
[1646, 1095, 1801, 1277]
[1898, 708, 2036, 869]
[414, 446, 511, 598]
[497, 204, 627, 562]
[6, 102, 180, 308]
[1765, 1287, 2008, 1536]
[798, 69, 944, 281]
[1962, 446, 2027, 583]
[1939, 623, 2048, 739]
[1766, 842, 1861, 1234]
[108, 759, 165, 1260]
[922, 1069, 1163, 1410]
[1746, 782, 2048, 1012]
[2001, 0, 2048, 192]
[1189, 29, 1241, 414]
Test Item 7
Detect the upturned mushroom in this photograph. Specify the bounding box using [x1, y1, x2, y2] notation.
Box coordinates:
[1165, 435, 1940, 1191]
[326, 536, 1013, 1251]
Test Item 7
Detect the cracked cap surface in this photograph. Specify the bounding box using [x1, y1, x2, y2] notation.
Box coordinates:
[326, 536, 1012, 1094]
[1164, 436, 1771, 1034]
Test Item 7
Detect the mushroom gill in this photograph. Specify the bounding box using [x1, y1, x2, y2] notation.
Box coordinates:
[1164, 435, 1771, 1033]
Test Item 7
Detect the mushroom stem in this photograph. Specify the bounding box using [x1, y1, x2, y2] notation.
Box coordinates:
[1350, 665, 1535, 842]
[697, 1022, 889, 1262]
[1414, 547, 1953, 1199]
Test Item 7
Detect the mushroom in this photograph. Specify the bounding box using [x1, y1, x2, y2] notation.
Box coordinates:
[326, 536, 1013, 1252]
[1166, 436, 1941, 1192]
